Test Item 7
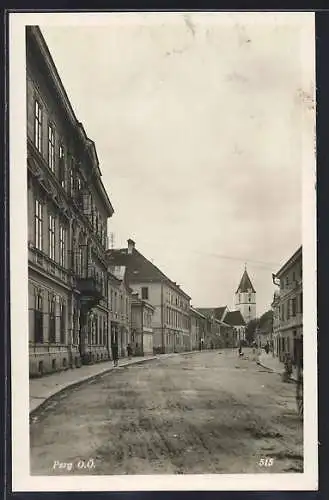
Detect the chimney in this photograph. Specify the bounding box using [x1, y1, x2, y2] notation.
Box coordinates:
[127, 238, 135, 254]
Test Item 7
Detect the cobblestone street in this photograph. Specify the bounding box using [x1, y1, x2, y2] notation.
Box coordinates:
[30, 350, 303, 475]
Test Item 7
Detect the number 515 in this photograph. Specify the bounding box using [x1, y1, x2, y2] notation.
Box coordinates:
[258, 458, 274, 467]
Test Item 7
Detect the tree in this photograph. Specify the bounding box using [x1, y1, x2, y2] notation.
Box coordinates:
[245, 318, 260, 345]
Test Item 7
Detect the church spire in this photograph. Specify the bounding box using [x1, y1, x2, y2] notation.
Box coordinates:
[236, 267, 255, 293]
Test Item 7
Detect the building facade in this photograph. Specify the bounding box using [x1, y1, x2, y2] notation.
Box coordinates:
[189, 307, 206, 350]
[108, 266, 132, 358]
[107, 239, 191, 354]
[235, 268, 256, 324]
[272, 246, 303, 363]
[27, 27, 114, 376]
[224, 310, 246, 346]
[195, 308, 224, 349]
[131, 293, 155, 356]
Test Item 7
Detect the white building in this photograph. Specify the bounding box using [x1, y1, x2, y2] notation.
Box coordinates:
[107, 239, 191, 353]
[235, 267, 256, 324]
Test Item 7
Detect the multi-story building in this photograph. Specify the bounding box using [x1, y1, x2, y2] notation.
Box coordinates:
[272, 246, 303, 363]
[195, 308, 225, 349]
[108, 265, 132, 358]
[235, 267, 256, 324]
[27, 27, 114, 376]
[107, 239, 191, 353]
[131, 293, 155, 355]
[189, 307, 206, 350]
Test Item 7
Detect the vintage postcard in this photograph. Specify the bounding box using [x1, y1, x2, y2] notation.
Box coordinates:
[9, 11, 317, 492]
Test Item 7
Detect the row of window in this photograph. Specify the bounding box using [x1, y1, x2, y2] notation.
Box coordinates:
[33, 289, 66, 344]
[34, 98, 107, 248]
[280, 266, 302, 290]
[35, 199, 67, 267]
[32, 287, 109, 346]
[280, 293, 303, 321]
[165, 307, 189, 330]
[166, 290, 189, 310]
[87, 314, 108, 346]
[109, 288, 130, 320]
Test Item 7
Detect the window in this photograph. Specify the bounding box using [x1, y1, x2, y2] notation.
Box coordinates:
[99, 319, 103, 345]
[48, 214, 56, 261]
[34, 289, 43, 343]
[49, 294, 56, 343]
[35, 199, 43, 250]
[59, 144, 65, 187]
[59, 224, 66, 268]
[292, 297, 297, 317]
[141, 287, 149, 300]
[48, 123, 55, 171]
[69, 158, 75, 196]
[34, 99, 42, 152]
[59, 301, 66, 344]
[92, 315, 98, 344]
[110, 289, 113, 311]
[286, 276, 289, 287]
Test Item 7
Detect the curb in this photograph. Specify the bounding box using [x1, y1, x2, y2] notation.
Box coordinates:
[256, 360, 297, 383]
[29, 350, 202, 417]
[29, 355, 159, 417]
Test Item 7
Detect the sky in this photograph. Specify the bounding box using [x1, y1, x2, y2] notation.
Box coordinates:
[40, 12, 315, 316]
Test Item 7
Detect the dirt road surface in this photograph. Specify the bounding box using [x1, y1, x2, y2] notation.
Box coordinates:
[30, 350, 303, 475]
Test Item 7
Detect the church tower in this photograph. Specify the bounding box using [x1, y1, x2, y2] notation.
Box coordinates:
[235, 266, 256, 324]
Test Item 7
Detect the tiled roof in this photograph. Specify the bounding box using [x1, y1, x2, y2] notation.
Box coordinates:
[106, 247, 191, 300]
[195, 306, 227, 321]
[236, 269, 255, 293]
[224, 310, 246, 326]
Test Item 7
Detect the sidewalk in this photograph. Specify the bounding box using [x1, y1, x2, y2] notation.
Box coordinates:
[257, 351, 298, 382]
[30, 354, 159, 414]
[29, 351, 198, 414]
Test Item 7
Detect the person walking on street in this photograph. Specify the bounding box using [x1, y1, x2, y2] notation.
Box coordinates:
[127, 343, 132, 360]
[112, 341, 119, 367]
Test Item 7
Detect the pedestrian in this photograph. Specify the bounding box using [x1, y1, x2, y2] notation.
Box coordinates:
[127, 343, 132, 360]
[238, 341, 242, 357]
[112, 341, 119, 367]
[265, 342, 269, 355]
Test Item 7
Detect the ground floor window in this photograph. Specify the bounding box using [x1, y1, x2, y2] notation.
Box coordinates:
[60, 300, 66, 344]
[34, 289, 43, 343]
[48, 294, 56, 343]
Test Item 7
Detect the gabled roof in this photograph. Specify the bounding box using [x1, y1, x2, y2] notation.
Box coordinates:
[106, 246, 191, 300]
[236, 269, 255, 293]
[189, 307, 206, 319]
[224, 310, 246, 326]
[195, 306, 227, 321]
